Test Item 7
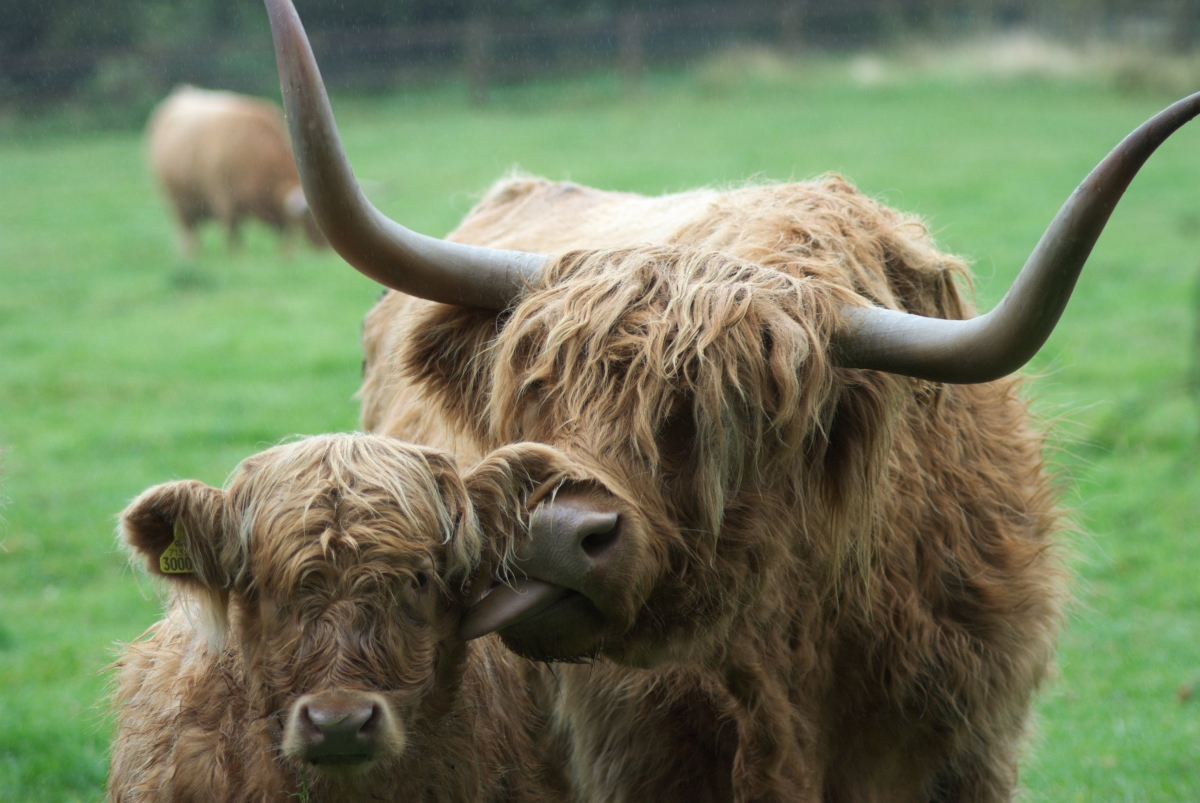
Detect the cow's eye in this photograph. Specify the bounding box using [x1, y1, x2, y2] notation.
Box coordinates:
[415, 571, 429, 589]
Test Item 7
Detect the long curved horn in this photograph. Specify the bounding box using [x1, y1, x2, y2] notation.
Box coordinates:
[264, 0, 546, 310]
[833, 91, 1200, 384]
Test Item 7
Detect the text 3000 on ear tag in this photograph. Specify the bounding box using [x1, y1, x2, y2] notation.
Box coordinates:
[159, 522, 195, 575]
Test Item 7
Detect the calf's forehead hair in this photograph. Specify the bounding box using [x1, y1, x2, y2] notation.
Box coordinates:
[223, 434, 479, 581]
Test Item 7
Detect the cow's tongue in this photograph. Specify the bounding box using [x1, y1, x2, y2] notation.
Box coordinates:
[458, 578, 570, 641]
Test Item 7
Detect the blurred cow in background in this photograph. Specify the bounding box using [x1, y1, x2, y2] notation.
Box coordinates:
[145, 85, 325, 254]
[109, 434, 557, 803]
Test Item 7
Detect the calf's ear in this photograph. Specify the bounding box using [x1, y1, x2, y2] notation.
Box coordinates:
[462, 443, 576, 577]
[121, 480, 233, 594]
[415, 447, 483, 594]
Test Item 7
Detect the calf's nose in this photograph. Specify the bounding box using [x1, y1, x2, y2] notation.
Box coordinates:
[289, 691, 381, 765]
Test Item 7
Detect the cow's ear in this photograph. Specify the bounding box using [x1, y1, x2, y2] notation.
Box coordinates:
[120, 480, 233, 594]
[396, 303, 499, 446]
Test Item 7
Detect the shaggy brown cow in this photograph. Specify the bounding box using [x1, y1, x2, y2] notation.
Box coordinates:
[264, 1, 1200, 800]
[365, 180, 1062, 803]
[108, 434, 557, 803]
[145, 85, 325, 254]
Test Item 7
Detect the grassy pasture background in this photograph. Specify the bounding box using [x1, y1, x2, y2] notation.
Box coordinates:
[1, 63, 1199, 801]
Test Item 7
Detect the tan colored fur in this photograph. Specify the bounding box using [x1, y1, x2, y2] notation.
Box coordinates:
[108, 434, 559, 803]
[145, 86, 324, 253]
[361, 175, 1067, 802]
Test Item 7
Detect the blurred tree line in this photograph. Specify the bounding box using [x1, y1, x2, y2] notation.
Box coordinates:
[3, 0, 1199, 116]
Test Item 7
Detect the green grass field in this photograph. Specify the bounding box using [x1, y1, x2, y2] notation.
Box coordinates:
[1, 67, 1198, 801]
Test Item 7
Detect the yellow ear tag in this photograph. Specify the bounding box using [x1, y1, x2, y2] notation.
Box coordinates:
[159, 521, 196, 575]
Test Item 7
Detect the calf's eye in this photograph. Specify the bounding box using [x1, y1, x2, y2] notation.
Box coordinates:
[415, 571, 429, 589]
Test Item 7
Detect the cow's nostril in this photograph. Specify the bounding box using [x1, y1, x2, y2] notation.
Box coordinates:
[297, 703, 323, 741]
[307, 699, 376, 750]
[581, 523, 619, 557]
[523, 501, 622, 594]
[285, 693, 396, 767]
[359, 704, 379, 738]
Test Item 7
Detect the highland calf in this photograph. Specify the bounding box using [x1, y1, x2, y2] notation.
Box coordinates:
[264, 1, 1200, 800]
[145, 85, 325, 254]
[108, 435, 555, 803]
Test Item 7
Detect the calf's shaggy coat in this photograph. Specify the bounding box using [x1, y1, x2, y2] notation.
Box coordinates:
[108, 434, 557, 803]
[361, 175, 1067, 803]
[145, 86, 325, 253]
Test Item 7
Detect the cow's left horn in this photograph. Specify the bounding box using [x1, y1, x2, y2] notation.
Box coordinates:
[833, 91, 1200, 384]
[264, 0, 546, 310]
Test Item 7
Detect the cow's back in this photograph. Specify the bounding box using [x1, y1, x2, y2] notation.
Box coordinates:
[447, 175, 720, 253]
[451, 174, 960, 313]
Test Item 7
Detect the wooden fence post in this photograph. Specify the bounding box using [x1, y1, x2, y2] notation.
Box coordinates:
[1168, 0, 1200, 51]
[970, 0, 995, 33]
[780, 1, 805, 54]
[618, 10, 644, 87]
[465, 15, 491, 105]
[877, 0, 907, 42]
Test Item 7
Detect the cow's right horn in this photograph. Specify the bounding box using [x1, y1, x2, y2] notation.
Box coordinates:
[264, 0, 546, 310]
[832, 90, 1200, 384]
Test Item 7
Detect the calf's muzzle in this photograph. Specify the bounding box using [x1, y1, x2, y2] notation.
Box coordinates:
[284, 690, 392, 767]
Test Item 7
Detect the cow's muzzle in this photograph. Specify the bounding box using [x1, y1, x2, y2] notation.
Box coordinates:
[282, 690, 399, 769]
[459, 494, 627, 649]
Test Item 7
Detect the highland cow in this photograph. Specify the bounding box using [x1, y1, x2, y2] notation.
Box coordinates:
[108, 434, 557, 803]
[263, 1, 1200, 800]
[145, 85, 325, 254]
[365, 180, 1065, 803]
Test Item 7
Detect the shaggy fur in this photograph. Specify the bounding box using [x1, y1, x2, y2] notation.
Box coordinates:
[108, 434, 560, 803]
[360, 175, 1067, 802]
[145, 86, 325, 254]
